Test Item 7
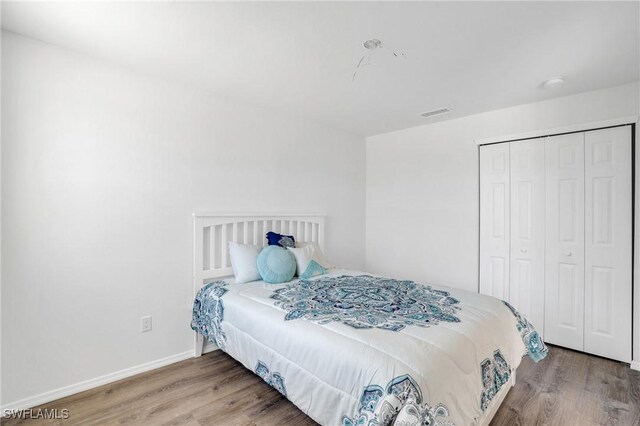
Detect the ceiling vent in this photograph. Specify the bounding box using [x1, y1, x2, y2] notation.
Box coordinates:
[420, 108, 452, 118]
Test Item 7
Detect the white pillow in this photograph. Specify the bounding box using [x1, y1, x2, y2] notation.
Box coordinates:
[288, 242, 332, 276]
[295, 242, 332, 268]
[228, 242, 261, 284]
[287, 246, 313, 276]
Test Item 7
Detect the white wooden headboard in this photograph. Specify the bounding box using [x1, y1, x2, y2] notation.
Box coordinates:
[192, 213, 325, 356]
[193, 213, 325, 286]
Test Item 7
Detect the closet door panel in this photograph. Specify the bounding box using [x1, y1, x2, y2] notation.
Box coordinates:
[545, 133, 585, 351]
[584, 126, 632, 362]
[480, 143, 510, 300]
[509, 139, 545, 332]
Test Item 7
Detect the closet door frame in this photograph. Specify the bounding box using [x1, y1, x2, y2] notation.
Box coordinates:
[478, 122, 636, 364]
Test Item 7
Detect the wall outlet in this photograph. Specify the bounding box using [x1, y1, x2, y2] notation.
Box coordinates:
[141, 316, 152, 332]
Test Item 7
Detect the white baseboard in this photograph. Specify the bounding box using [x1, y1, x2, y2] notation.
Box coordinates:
[631, 360, 640, 371]
[1, 351, 193, 413]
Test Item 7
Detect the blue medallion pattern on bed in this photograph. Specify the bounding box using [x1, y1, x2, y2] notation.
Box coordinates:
[189, 268, 547, 425]
[270, 275, 461, 331]
[480, 349, 511, 412]
[342, 374, 453, 426]
[190, 280, 228, 350]
[255, 361, 288, 397]
[502, 301, 548, 362]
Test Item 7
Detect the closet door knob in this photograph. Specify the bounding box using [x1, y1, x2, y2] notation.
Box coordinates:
[520, 248, 528, 253]
[565, 251, 573, 257]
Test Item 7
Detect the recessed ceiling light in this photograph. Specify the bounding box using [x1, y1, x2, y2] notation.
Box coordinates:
[541, 77, 565, 89]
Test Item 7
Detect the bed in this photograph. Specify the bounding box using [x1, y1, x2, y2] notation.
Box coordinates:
[191, 214, 547, 426]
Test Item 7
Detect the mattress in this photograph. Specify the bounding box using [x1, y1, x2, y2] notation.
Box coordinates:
[191, 269, 547, 426]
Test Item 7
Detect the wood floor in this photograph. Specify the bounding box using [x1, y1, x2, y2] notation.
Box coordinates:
[3, 345, 639, 425]
[491, 345, 639, 426]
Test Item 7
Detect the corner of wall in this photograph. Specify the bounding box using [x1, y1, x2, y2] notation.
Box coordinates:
[635, 115, 640, 364]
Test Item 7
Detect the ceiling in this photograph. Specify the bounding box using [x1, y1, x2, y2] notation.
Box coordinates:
[2, 1, 639, 136]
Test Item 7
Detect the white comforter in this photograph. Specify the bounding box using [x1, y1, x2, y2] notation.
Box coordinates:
[191, 269, 547, 426]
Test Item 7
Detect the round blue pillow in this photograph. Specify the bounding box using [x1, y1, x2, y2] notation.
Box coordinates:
[257, 246, 296, 284]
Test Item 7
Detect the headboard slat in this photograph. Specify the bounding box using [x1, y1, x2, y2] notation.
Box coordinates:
[221, 224, 228, 268]
[253, 222, 259, 245]
[203, 226, 211, 271]
[263, 221, 268, 244]
[194, 213, 325, 287]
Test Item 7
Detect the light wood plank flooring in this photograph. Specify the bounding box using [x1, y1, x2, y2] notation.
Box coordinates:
[3, 345, 639, 425]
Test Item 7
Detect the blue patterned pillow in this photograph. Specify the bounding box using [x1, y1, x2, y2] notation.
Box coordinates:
[257, 246, 296, 284]
[299, 260, 327, 280]
[266, 231, 295, 248]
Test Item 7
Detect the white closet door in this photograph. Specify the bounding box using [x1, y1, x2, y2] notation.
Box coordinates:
[509, 139, 545, 333]
[480, 143, 510, 300]
[544, 133, 585, 351]
[584, 126, 632, 362]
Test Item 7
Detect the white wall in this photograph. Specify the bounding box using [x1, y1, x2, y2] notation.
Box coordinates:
[2, 28, 638, 409]
[1, 31, 366, 407]
[366, 82, 639, 359]
[635, 112, 640, 368]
